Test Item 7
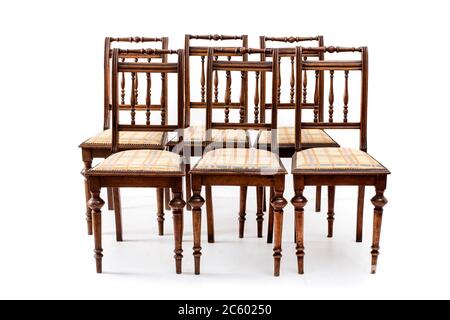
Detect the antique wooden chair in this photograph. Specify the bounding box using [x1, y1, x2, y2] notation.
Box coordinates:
[85, 48, 186, 274]
[291, 46, 390, 274]
[167, 34, 250, 243]
[80, 37, 169, 237]
[189, 47, 288, 276]
[253, 37, 339, 242]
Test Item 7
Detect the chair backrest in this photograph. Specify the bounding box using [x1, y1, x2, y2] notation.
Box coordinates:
[104, 37, 169, 130]
[110, 48, 184, 153]
[184, 34, 248, 127]
[295, 46, 368, 152]
[205, 47, 280, 148]
[259, 36, 325, 124]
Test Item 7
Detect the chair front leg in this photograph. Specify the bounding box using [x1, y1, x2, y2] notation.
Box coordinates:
[292, 184, 307, 275]
[189, 176, 205, 275]
[205, 186, 215, 243]
[170, 181, 186, 274]
[107, 187, 114, 211]
[266, 187, 274, 243]
[370, 182, 387, 274]
[327, 186, 336, 238]
[112, 188, 123, 241]
[356, 185, 365, 242]
[238, 186, 247, 238]
[256, 186, 264, 238]
[83, 159, 93, 235]
[156, 188, 164, 235]
[271, 179, 287, 277]
[87, 180, 104, 273]
[315, 185, 322, 212]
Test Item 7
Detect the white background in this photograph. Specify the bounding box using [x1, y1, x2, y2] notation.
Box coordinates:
[0, 0, 449, 299]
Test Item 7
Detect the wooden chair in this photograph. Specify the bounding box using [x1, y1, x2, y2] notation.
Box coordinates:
[80, 37, 169, 237]
[85, 48, 186, 274]
[291, 46, 390, 274]
[189, 48, 288, 276]
[167, 34, 250, 243]
[253, 37, 339, 238]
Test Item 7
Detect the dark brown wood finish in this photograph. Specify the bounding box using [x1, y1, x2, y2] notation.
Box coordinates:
[80, 37, 169, 237]
[189, 48, 288, 276]
[291, 46, 390, 274]
[85, 48, 186, 274]
[167, 34, 249, 241]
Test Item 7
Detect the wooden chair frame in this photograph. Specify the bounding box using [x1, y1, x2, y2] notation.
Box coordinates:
[167, 34, 250, 242]
[80, 37, 170, 237]
[189, 48, 288, 276]
[291, 46, 390, 274]
[85, 48, 186, 274]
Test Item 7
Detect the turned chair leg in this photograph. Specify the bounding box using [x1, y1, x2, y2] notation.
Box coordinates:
[156, 188, 165, 235]
[327, 186, 336, 238]
[185, 165, 192, 211]
[315, 185, 322, 212]
[238, 186, 247, 238]
[189, 180, 205, 275]
[356, 185, 365, 242]
[84, 178, 92, 235]
[370, 186, 387, 274]
[292, 185, 307, 274]
[107, 187, 114, 211]
[267, 187, 274, 243]
[170, 182, 186, 274]
[256, 186, 264, 238]
[112, 188, 123, 241]
[263, 187, 267, 212]
[83, 160, 93, 235]
[205, 186, 214, 243]
[271, 183, 287, 277]
[164, 188, 171, 211]
[88, 185, 104, 273]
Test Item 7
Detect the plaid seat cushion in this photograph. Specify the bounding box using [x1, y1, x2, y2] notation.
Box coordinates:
[294, 147, 387, 172]
[183, 125, 248, 143]
[81, 129, 165, 148]
[90, 150, 182, 173]
[258, 127, 336, 146]
[193, 148, 282, 172]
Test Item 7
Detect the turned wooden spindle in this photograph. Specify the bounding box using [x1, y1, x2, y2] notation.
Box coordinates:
[130, 72, 136, 125]
[277, 56, 281, 103]
[200, 56, 206, 103]
[370, 189, 387, 274]
[88, 191, 105, 273]
[169, 189, 186, 274]
[146, 58, 152, 125]
[343, 70, 349, 122]
[189, 190, 205, 275]
[271, 191, 287, 277]
[239, 71, 245, 123]
[214, 56, 219, 103]
[328, 70, 335, 123]
[291, 188, 307, 274]
[134, 58, 139, 103]
[120, 58, 125, 104]
[290, 56, 295, 104]
[254, 71, 260, 123]
[302, 56, 308, 103]
[161, 72, 166, 125]
[313, 71, 319, 122]
[224, 56, 232, 123]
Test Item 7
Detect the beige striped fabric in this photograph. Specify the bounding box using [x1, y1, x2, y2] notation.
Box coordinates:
[258, 127, 336, 145]
[183, 125, 247, 143]
[295, 147, 385, 171]
[194, 148, 282, 171]
[82, 129, 165, 147]
[91, 150, 182, 172]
